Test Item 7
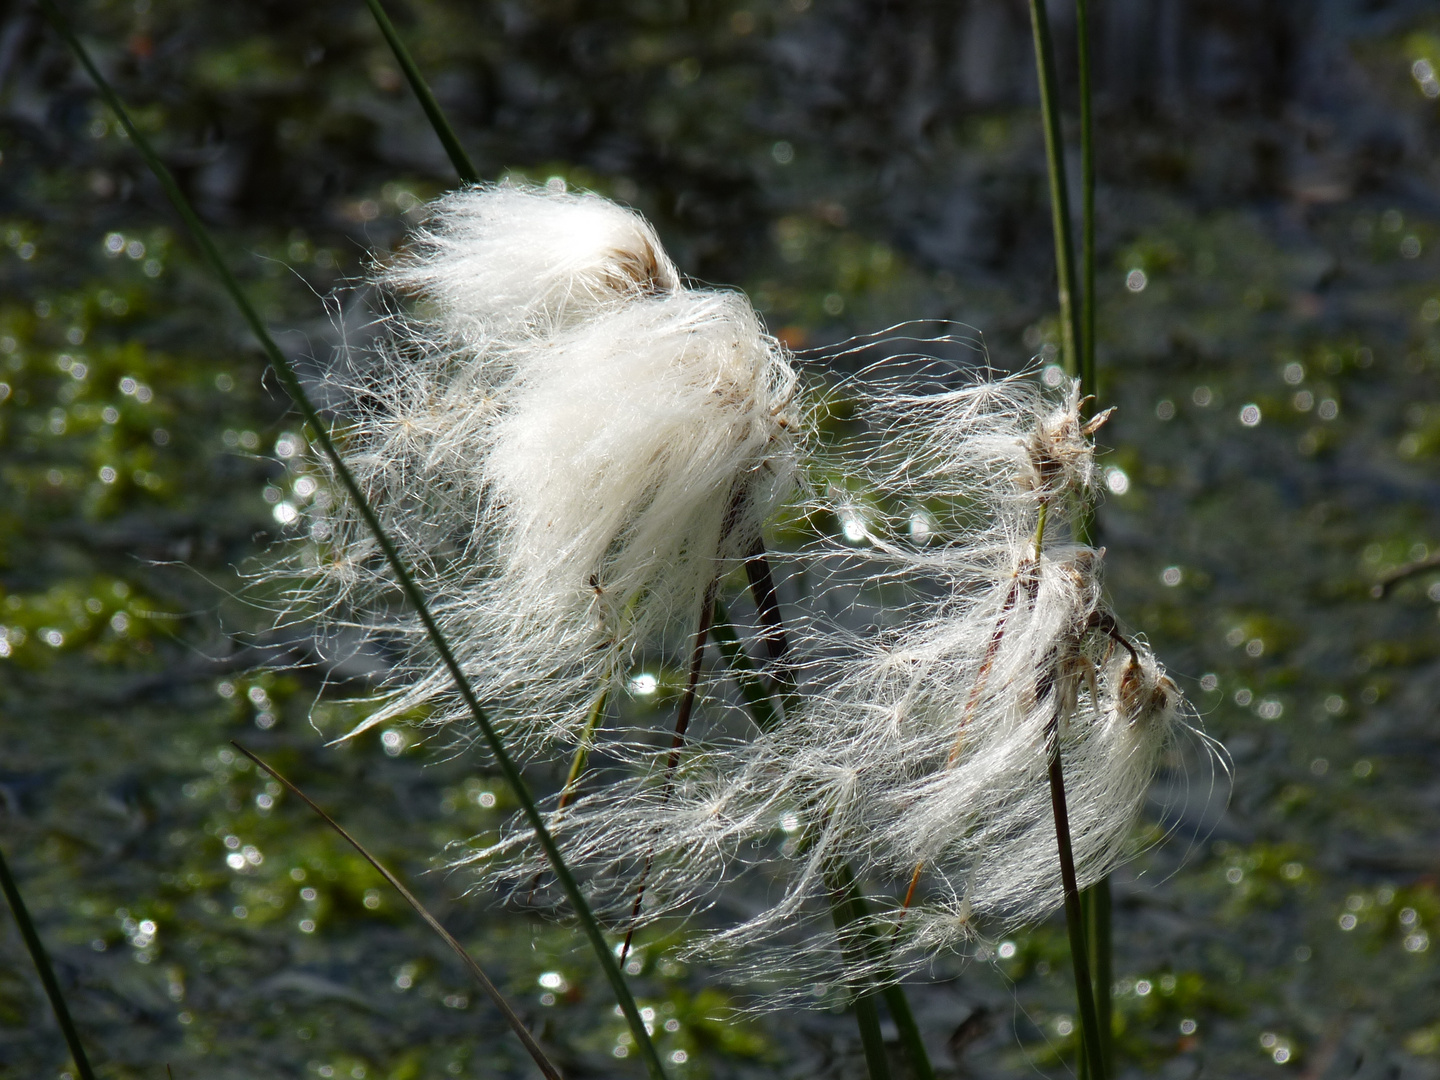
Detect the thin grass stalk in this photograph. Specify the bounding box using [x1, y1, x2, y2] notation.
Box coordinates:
[1026, 3, 1107, 1076]
[1087, 875, 1114, 1076]
[1027, 0, 1082, 380]
[38, 8, 666, 1075]
[0, 843, 99, 1080]
[837, 867, 937, 1080]
[1078, 886, 1093, 1080]
[710, 606, 936, 1080]
[1078, 886, 1091, 1080]
[709, 596, 780, 733]
[620, 582, 718, 961]
[741, 548, 788, 667]
[1045, 726, 1107, 1080]
[824, 860, 893, 1080]
[522, 689, 610, 903]
[880, 981, 932, 1080]
[557, 689, 610, 814]
[1069, 0, 1100, 540]
[1076, 0, 1096, 399]
[1073, 0, 1114, 1068]
[362, 0, 479, 184]
[232, 743, 562, 1080]
[742, 547, 800, 719]
[1374, 552, 1440, 596]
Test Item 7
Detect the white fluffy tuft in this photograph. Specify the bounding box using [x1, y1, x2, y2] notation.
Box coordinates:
[264, 195, 1204, 1006]
[294, 181, 799, 753]
[466, 371, 1202, 1000]
[385, 183, 680, 342]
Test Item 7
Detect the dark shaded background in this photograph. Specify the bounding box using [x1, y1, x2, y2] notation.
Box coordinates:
[4, 1, 1440, 1077]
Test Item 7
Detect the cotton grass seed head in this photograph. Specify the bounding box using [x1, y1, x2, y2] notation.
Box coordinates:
[458, 365, 1200, 1001]
[383, 182, 680, 343]
[290, 182, 801, 754]
[1022, 381, 1113, 502]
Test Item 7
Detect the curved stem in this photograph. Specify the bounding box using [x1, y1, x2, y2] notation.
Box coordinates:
[1373, 551, 1440, 597]
[234, 744, 561, 1080]
[39, 7, 665, 1074]
[709, 597, 780, 733]
[0, 844, 98, 1080]
[620, 580, 717, 961]
[1045, 719, 1106, 1080]
[825, 860, 893, 1080]
[1077, 0, 1096, 401]
[1027, 0, 1082, 381]
[362, 0, 479, 184]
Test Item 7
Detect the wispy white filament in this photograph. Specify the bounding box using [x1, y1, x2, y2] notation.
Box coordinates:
[386, 183, 680, 340]
[265, 187, 1203, 1003]
[469, 371, 1204, 999]
[296, 182, 800, 752]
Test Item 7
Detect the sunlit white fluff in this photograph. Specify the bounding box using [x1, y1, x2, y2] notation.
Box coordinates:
[673, 551, 1184, 991]
[466, 371, 1198, 998]
[385, 183, 679, 342]
[298, 182, 800, 752]
[749, 378, 1188, 982]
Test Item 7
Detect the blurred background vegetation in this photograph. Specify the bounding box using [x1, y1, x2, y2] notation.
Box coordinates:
[4, 1, 1440, 1077]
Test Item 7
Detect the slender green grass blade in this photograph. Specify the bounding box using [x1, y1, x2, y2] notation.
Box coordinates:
[742, 548, 801, 720]
[362, 0, 479, 184]
[232, 743, 562, 1080]
[0, 843, 99, 1080]
[837, 867, 937, 1080]
[1026, 4, 1106, 1074]
[840, 990, 887, 1080]
[37, 5, 665, 1075]
[848, 985, 891, 1080]
[1027, 0, 1082, 381]
[1076, 0, 1096, 399]
[1078, 886, 1093, 1080]
[710, 602, 932, 1080]
[558, 688, 609, 810]
[709, 596, 780, 733]
[878, 979, 932, 1080]
[1088, 874, 1114, 1075]
[825, 861, 893, 1080]
[1074, 1, 1114, 1068]
[1045, 730, 1107, 1080]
